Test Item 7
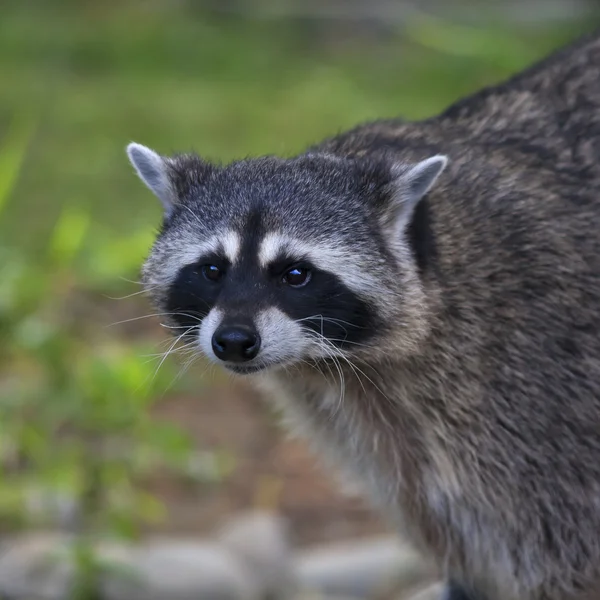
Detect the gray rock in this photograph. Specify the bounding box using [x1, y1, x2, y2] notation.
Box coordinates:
[103, 539, 260, 600]
[291, 594, 363, 600]
[399, 582, 444, 600]
[294, 536, 435, 599]
[0, 525, 283, 600]
[0, 518, 432, 600]
[0, 532, 74, 599]
[216, 510, 298, 598]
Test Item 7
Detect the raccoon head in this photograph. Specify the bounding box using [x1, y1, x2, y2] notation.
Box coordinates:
[127, 142, 447, 375]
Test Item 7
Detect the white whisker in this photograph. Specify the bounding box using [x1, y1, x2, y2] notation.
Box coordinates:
[104, 283, 162, 300]
[106, 312, 202, 328]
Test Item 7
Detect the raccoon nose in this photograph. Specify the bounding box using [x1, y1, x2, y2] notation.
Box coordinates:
[211, 325, 261, 362]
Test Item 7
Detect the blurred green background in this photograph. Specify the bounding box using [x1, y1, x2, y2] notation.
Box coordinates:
[1, 1, 599, 597]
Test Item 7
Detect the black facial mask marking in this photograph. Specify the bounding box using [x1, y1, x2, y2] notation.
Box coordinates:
[166, 248, 379, 350]
[265, 253, 378, 348]
[165, 252, 228, 336]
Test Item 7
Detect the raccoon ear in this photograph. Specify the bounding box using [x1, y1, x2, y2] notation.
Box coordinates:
[126, 142, 177, 217]
[383, 154, 448, 234]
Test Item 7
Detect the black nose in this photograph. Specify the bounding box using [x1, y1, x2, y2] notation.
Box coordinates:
[211, 324, 261, 362]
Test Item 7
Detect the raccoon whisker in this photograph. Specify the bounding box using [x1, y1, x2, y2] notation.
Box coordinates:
[105, 286, 160, 300]
[159, 322, 200, 330]
[296, 357, 324, 376]
[342, 358, 395, 414]
[291, 360, 316, 378]
[331, 349, 396, 426]
[167, 351, 203, 391]
[311, 332, 393, 411]
[189, 292, 214, 311]
[140, 337, 187, 362]
[129, 331, 196, 396]
[305, 340, 338, 382]
[106, 312, 203, 328]
[155, 332, 194, 350]
[326, 338, 372, 349]
[296, 315, 366, 330]
[166, 311, 205, 324]
[117, 276, 148, 286]
[305, 331, 339, 357]
[316, 334, 348, 372]
[307, 332, 346, 416]
[150, 330, 191, 383]
[325, 352, 345, 417]
[319, 316, 364, 328]
[330, 356, 346, 417]
[142, 339, 198, 359]
[140, 349, 196, 368]
[315, 349, 338, 385]
[335, 352, 369, 398]
[318, 316, 349, 338]
[280, 363, 293, 379]
[162, 333, 198, 350]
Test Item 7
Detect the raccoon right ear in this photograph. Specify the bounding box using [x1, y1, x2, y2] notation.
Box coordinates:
[126, 142, 177, 217]
[382, 154, 448, 236]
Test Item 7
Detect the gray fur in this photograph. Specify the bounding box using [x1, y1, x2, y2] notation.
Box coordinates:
[129, 31, 600, 600]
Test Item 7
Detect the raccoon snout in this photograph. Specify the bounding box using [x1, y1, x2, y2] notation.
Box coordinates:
[211, 324, 261, 363]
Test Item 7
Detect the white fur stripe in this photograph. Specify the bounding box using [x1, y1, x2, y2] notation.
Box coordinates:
[175, 229, 242, 270]
[258, 232, 379, 298]
[258, 232, 286, 267]
[221, 230, 241, 263]
[152, 230, 241, 289]
[177, 236, 220, 267]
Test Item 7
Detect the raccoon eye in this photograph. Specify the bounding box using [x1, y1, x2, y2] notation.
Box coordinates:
[201, 264, 224, 282]
[282, 267, 312, 288]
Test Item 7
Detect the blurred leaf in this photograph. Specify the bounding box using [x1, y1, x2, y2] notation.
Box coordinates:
[107, 509, 139, 540]
[135, 491, 166, 524]
[15, 314, 59, 350]
[0, 479, 27, 517]
[0, 110, 36, 217]
[404, 13, 536, 70]
[141, 421, 193, 465]
[81, 227, 155, 287]
[48, 205, 91, 268]
[102, 460, 132, 490]
[0, 250, 26, 314]
[20, 422, 48, 460]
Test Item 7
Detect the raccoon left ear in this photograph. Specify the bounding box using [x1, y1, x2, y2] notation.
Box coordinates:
[384, 154, 448, 234]
[126, 142, 177, 218]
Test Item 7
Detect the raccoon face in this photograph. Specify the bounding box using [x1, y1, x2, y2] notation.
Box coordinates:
[127, 142, 447, 374]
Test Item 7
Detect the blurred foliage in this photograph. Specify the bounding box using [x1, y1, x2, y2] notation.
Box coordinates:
[1, 1, 596, 253]
[0, 1, 599, 597]
[0, 113, 216, 599]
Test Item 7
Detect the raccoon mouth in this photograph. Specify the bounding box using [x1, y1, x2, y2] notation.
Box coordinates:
[225, 363, 269, 375]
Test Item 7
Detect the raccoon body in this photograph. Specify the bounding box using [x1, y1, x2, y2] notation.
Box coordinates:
[127, 32, 600, 600]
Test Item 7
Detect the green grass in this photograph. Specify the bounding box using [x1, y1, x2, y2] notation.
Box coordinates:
[1, 2, 596, 262]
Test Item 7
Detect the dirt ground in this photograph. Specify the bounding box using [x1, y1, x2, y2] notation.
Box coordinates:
[146, 377, 387, 547]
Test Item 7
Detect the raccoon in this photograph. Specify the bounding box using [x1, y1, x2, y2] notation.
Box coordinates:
[127, 31, 600, 600]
